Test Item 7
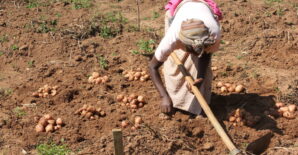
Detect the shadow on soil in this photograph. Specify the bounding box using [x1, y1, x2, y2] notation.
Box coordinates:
[211, 93, 282, 134]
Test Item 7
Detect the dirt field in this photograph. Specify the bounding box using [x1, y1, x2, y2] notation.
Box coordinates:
[0, 0, 297, 154]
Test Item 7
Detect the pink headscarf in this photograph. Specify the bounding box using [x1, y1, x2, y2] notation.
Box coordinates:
[165, 0, 223, 20]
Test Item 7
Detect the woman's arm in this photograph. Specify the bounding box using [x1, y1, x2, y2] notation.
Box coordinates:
[149, 56, 173, 113]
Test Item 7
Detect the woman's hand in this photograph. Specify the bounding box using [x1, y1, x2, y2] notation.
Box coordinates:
[160, 95, 173, 113]
[187, 78, 204, 93]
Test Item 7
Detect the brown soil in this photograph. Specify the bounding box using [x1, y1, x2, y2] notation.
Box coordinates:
[0, 0, 297, 154]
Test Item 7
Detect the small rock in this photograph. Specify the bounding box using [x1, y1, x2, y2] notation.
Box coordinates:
[74, 55, 83, 61]
[19, 45, 28, 50]
[202, 142, 214, 151]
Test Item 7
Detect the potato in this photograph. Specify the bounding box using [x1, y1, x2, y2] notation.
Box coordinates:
[236, 117, 241, 123]
[130, 104, 137, 109]
[121, 120, 129, 128]
[228, 85, 236, 92]
[56, 118, 63, 125]
[275, 102, 285, 108]
[82, 104, 88, 110]
[122, 97, 128, 103]
[220, 86, 227, 93]
[134, 116, 142, 124]
[131, 99, 138, 105]
[44, 114, 52, 120]
[235, 109, 241, 117]
[129, 94, 137, 100]
[143, 75, 150, 80]
[288, 104, 296, 112]
[51, 90, 57, 96]
[141, 71, 147, 76]
[279, 106, 289, 112]
[283, 111, 295, 119]
[87, 107, 96, 112]
[32, 92, 39, 97]
[134, 72, 141, 78]
[128, 75, 134, 81]
[81, 110, 87, 116]
[131, 126, 137, 131]
[140, 77, 145, 82]
[235, 85, 244, 93]
[116, 94, 124, 102]
[229, 116, 236, 122]
[45, 124, 54, 132]
[224, 83, 232, 88]
[102, 76, 109, 82]
[99, 111, 106, 117]
[38, 117, 48, 126]
[92, 72, 100, 78]
[85, 112, 93, 118]
[96, 108, 102, 113]
[137, 96, 145, 103]
[35, 124, 45, 132]
[47, 119, 56, 125]
[216, 82, 223, 88]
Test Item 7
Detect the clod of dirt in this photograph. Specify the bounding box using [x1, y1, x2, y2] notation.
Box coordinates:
[32, 84, 58, 98]
[202, 142, 214, 151]
[74, 55, 83, 61]
[35, 114, 64, 133]
[122, 68, 150, 82]
[192, 127, 204, 137]
[88, 72, 109, 84]
[75, 104, 106, 119]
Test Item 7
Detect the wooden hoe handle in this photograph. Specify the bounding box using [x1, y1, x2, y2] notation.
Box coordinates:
[170, 53, 240, 155]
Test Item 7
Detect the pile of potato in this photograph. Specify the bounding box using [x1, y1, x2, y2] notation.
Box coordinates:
[275, 102, 296, 119]
[88, 72, 109, 84]
[122, 68, 150, 82]
[121, 116, 143, 130]
[75, 104, 106, 119]
[32, 84, 58, 98]
[228, 108, 261, 127]
[116, 93, 145, 109]
[216, 82, 244, 93]
[35, 114, 63, 133]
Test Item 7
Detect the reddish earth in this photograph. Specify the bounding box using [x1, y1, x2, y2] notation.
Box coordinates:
[0, 0, 297, 154]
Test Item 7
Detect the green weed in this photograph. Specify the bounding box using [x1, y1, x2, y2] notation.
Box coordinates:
[0, 88, 13, 98]
[152, 11, 160, 19]
[11, 45, 19, 50]
[27, 0, 39, 8]
[13, 107, 26, 117]
[0, 51, 3, 56]
[132, 39, 155, 55]
[90, 11, 127, 38]
[37, 143, 70, 155]
[67, 0, 92, 9]
[0, 35, 8, 43]
[28, 60, 35, 68]
[97, 55, 108, 69]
